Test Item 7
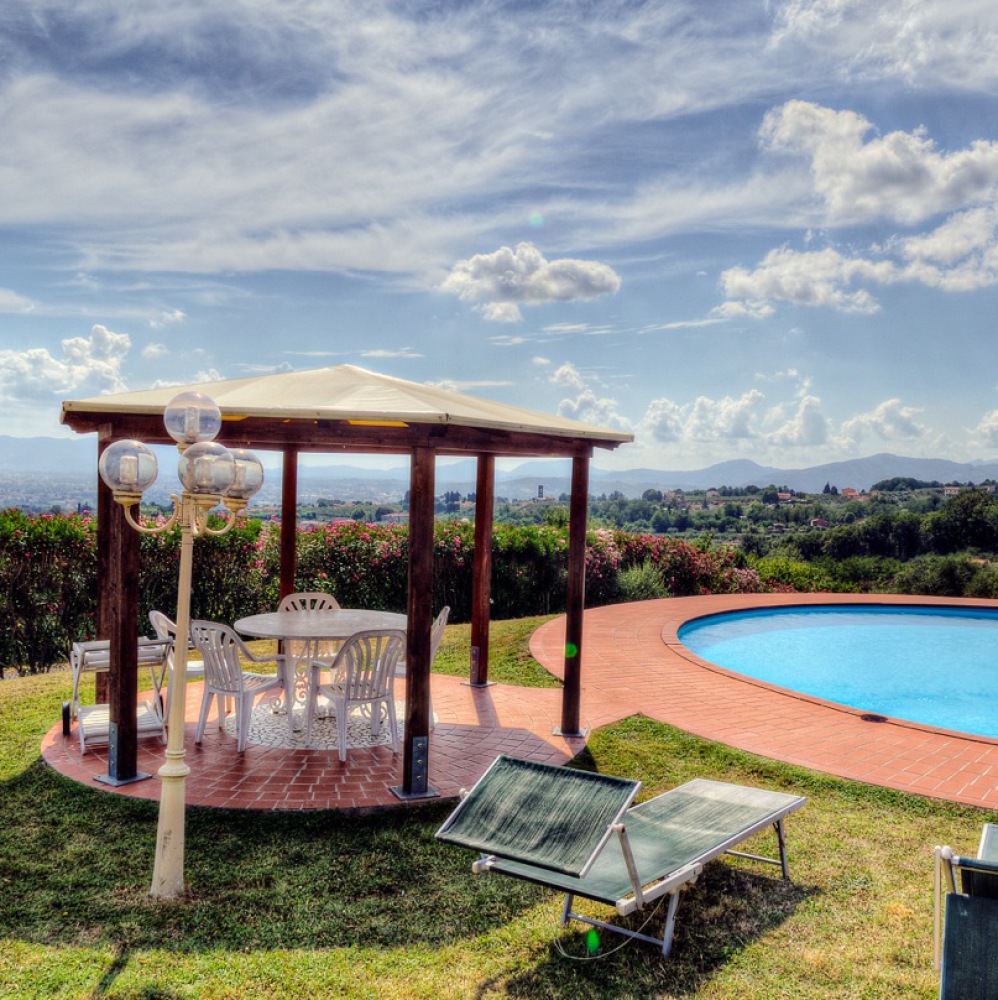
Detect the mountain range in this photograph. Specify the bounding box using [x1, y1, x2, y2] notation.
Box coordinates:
[1, 436, 997, 502]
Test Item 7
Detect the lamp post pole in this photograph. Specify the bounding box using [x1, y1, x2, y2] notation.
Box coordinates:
[150, 495, 196, 897]
[98, 391, 263, 900]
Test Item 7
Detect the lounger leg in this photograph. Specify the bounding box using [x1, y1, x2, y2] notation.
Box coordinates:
[775, 819, 790, 880]
[561, 894, 574, 927]
[661, 891, 682, 956]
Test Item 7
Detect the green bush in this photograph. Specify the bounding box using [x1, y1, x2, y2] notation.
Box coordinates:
[617, 560, 669, 601]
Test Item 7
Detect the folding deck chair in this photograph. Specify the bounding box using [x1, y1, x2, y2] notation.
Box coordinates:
[436, 755, 806, 956]
[934, 832, 998, 999]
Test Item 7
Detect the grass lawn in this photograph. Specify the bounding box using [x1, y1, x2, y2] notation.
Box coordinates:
[0, 618, 994, 999]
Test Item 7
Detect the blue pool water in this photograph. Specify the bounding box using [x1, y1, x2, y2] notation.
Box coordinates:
[678, 605, 998, 738]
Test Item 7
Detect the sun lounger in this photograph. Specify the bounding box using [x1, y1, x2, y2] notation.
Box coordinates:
[436, 755, 806, 955]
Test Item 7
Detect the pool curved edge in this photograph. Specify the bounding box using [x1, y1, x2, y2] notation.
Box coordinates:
[662, 591, 998, 747]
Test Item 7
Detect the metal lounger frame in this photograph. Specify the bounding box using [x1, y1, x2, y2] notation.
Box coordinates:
[437, 755, 806, 956]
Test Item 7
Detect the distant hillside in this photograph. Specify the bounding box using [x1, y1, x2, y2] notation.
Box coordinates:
[1, 437, 997, 501]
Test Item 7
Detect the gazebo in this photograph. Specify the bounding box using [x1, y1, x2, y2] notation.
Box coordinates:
[60, 364, 633, 797]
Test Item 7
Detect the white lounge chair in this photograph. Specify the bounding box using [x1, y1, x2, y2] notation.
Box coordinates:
[67, 637, 172, 752]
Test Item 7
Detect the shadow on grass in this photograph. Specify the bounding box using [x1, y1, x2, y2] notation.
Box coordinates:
[0, 758, 548, 954]
[477, 865, 815, 998]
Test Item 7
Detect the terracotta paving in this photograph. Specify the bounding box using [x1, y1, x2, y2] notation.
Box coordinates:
[532, 592, 998, 810]
[41, 592, 998, 812]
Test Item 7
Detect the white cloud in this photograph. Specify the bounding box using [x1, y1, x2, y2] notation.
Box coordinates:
[761, 100, 998, 225]
[0, 288, 34, 314]
[149, 309, 186, 328]
[359, 347, 423, 359]
[718, 246, 893, 313]
[0, 323, 131, 403]
[532, 356, 551, 366]
[558, 388, 631, 430]
[840, 398, 928, 445]
[440, 243, 621, 322]
[550, 362, 586, 391]
[480, 302, 523, 323]
[142, 342, 169, 360]
[975, 409, 998, 448]
[770, 394, 830, 447]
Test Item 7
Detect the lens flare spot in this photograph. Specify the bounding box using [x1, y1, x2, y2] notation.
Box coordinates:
[528, 211, 545, 228]
[565, 642, 578, 658]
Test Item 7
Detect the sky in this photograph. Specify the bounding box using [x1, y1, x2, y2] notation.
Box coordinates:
[3, 0, 998, 474]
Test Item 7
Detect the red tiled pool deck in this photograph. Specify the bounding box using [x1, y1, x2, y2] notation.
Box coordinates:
[42, 593, 998, 812]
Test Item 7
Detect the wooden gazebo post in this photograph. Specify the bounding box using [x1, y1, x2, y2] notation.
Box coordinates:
[396, 445, 436, 798]
[559, 454, 590, 737]
[470, 453, 495, 686]
[279, 446, 299, 601]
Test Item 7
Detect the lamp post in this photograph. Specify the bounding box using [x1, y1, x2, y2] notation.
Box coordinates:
[98, 391, 263, 899]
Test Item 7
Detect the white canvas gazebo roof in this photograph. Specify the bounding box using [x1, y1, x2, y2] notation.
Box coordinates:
[61, 364, 633, 456]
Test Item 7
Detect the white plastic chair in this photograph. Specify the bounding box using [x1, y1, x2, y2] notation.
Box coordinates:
[190, 619, 291, 753]
[305, 629, 406, 760]
[397, 606, 449, 730]
[278, 590, 343, 670]
[148, 610, 206, 722]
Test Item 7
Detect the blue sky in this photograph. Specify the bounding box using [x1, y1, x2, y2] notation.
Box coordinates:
[3, 0, 998, 473]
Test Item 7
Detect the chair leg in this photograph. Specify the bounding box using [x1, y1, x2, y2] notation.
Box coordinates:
[337, 705, 348, 762]
[386, 697, 399, 753]
[236, 693, 251, 752]
[305, 667, 318, 746]
[195, 688, 213, 744]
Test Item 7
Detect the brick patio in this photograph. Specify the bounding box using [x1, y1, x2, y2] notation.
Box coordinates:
[41, 592, 998, 812]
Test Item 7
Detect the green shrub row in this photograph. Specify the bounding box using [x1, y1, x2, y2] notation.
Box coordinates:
[0, 511, 780, 674]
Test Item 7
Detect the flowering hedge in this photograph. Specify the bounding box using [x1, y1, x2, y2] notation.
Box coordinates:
[0, 511, 784, 674]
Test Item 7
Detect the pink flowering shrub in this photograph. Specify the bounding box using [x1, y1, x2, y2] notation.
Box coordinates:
[0, 511, 790, 673]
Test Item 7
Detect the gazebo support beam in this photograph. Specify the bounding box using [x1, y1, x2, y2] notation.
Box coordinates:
[395, 445, 437, 799]
[279, 447, 299, 601]
[100, 479, 146, 785]
[470, 453, 495, 686]
[559, 454, 589, 738]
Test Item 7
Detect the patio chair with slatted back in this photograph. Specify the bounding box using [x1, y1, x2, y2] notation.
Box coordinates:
[396, 606, 449, 730]
[305, 628, 406, 760]
[190, 619, 291, 753]
[148, 610, 206, 722]
[279, 590, 342, 666]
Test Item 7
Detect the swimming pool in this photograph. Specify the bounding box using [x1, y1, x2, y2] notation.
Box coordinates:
[678, 604, 998, 739]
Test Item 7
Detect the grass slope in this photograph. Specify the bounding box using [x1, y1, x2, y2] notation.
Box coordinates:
[0, 623, 993, 998]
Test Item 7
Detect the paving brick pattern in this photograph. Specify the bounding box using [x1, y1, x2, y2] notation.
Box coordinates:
[41, 592, 998, 812]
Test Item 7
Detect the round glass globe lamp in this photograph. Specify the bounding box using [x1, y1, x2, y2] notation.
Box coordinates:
[226, 449, 265, 502]
[98, 440, 159, 495]
[163, 391, 223, 446]
[177, 441, 236, 495]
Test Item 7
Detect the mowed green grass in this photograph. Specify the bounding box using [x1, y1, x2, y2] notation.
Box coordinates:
[0, 619, 993, 999]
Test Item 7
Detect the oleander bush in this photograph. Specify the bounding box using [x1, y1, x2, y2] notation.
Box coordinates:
[0, 510, 782, 675]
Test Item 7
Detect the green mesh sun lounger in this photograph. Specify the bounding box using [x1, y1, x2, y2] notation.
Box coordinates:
[436, 755, 806, 956]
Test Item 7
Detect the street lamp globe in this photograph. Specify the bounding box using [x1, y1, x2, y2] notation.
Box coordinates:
[227, 449, 265, 506]
[163, 391, 223, 446]
[98, 439, 159, 499]
[177, 440, 236, 496]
